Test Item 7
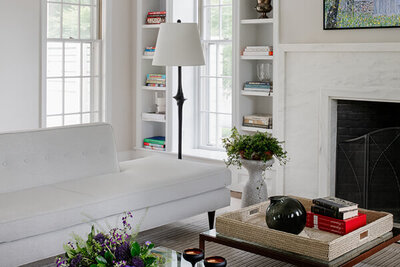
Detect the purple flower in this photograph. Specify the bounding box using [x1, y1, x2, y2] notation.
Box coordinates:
[69, 254, 82, 267]
[145, 241, 152, 246]
[94, 233, 106, 244]
[130, 257, 144, 267]
[114, 241, 131, 261]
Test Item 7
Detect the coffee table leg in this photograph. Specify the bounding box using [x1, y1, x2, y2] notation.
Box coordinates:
[199, 235, 205, 251]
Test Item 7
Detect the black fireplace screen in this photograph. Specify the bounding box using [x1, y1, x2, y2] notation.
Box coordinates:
[336, 127, 400, 222]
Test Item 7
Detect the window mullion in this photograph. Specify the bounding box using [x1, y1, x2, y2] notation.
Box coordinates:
[80, 42, 83, 124]
[62, 41, 65, 126]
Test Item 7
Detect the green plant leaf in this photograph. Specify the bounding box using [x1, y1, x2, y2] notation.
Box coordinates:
[148, 243, 155, 250]
[95, 255, 107, 264]
[104, 251, 113, 263]
[145, 257, 157, 266]
[90, 265, 98, 267]
[131, 242, 141, 257]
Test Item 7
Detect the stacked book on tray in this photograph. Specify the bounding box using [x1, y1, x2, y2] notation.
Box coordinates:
[146, 11, 166, 24]
[306, 197, 366, 235]
[243, 81, 272, 94]
[143, 46, 156, 57]
[242, 46, 273, 56]
[143, 136, 166, 151]
[146, 74, 166, 87]
[243, 114, 272, 129]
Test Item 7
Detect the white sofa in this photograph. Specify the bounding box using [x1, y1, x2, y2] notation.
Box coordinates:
[0, 123, 231, 266]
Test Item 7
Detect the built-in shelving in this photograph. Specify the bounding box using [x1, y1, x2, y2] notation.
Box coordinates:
[241, 55, 273, 60]
[241, 90, 273, 97]
[142, 86, 166, 91]
[240, 18, 274, 24]
[136, 0, 171, 152]
[241, 126, 273, 134]
[142, 24, 161, 29]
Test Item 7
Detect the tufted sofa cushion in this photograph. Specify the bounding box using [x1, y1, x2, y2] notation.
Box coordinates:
[0, 123, 120, 194]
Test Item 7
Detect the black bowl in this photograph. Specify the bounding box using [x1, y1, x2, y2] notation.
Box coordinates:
[204, 256, 227, 267]
[183, 248, 204, 266]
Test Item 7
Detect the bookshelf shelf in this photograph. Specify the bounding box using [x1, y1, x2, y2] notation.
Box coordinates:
[241, 55, 273, 60]
[142, 24, 161, 29]
[142, 86, 166, 91]
[241, 126, 273, 134]
[241, 18, 274, 24]
[142, 118, 166, 123]
[142, 55, 154, 60]
[241, 90, 273, 97]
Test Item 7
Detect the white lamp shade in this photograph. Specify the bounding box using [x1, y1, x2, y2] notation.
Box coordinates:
[153, 23, 205, 67]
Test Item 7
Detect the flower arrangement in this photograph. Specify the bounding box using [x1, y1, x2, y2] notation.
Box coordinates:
[222, 127, 287, 168]
[56, 212, 162, 267]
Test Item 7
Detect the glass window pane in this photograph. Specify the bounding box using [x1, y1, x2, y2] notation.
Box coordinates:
[204, 7, 220, 40]
[64, 43, 81, 76]
[93, 77, 100, 112]
[47, 3, 61, 38]
[221, 0, 231, 4]
[208, 113, 217, 146]
[204, 0, 219, 5]
[80, 6, 92, 39]
[63, 0, 79, 4]
[63, 4, 79, 39]
[64, 114, 81, 125]
[47, 79, 63, 115]
[217, 114, 231, 147]
[209, 43, 217, 76]
[47, 116, 63, 127]
[82, 113, 91, 123]
[81, 0, 91, 4]
[82, 43, 91, 76]
[221, 6, 232, 39]
[47, 42, 63, 77]
[82, 77, 91, 112]
[217, 78, 232, 113]
[64, 78, 81, 113]
[209, 78, 217, 113]
[218, 43, 232, 77]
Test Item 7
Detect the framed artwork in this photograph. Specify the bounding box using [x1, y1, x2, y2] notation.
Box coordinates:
[324, 0, 400, 30]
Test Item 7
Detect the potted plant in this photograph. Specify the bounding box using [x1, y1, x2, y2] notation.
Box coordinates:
[222, 127, 287, 207]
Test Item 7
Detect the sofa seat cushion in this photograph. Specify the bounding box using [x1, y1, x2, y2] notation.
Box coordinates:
[0, 157, 231, 243]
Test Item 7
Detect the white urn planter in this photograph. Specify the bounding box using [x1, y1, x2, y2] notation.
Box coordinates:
[241, 158, 275, 208]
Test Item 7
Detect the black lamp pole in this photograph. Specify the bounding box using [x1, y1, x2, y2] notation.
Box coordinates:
[173, 19, 186, 160]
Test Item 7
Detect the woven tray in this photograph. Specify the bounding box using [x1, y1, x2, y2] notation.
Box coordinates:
[216, 196, 393, 261]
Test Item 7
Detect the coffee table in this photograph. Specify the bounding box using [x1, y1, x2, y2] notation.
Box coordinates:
[199, 228, 400, 267]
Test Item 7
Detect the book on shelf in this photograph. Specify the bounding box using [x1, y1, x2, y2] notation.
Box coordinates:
[146, 79, 166, 84]
[243, 51, 273, 56]
[243, 114, 273, 129]
[144, 145, 166, 151]
[243, 46, 273, 56]
[143, 142, 165, 148]
[148, 11, 166, 16]
[311, 205, 358, 220]
[147, 74, 166, 79]
[145, 11, 166, 25]
[142, 112, 166, 122]
[306, 212, 366, 235]
[145, 83, 166, 87]
[143, 136, 165, 145]
[313, 197, 358, 212]
[243, 81, 272, 90]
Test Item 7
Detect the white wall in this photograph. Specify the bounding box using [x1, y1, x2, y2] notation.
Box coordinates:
[0, 0, 133, 154]
[0, 0, 41, 132]
[280, 0, 400, 44]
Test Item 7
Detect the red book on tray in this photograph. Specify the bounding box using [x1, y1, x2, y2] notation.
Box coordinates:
[306, 211, 367, 235]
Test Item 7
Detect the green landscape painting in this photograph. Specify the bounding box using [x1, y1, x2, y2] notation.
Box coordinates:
[324, 0, 400, 29]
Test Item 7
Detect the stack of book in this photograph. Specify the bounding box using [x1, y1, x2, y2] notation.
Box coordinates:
[243, 114, 272, 129]
[146, 11, 166, 24]
[243, 81, 272, 94]
[146, 74, 166, 87]
[143, 46, 156, 57]
[242, 46, 273, 56]
[142, 112, 166, 122]
[306, 196, 367, 235]
[143, 136, 166, 151]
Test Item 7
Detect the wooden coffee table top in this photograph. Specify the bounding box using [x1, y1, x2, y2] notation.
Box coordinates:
[199, 228, 400, 267]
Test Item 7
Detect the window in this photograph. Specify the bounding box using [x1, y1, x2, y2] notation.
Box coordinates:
[44, 0, 102, 127]
[199, 0, 232, 150]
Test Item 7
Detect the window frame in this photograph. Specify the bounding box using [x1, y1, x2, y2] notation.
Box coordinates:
[197, 0, 233, 151]
[41, 0, 103, 128]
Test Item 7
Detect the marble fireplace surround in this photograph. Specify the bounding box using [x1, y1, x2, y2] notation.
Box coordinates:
[274, 43, 400, 198]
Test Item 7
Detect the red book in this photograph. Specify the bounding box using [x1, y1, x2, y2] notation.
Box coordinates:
[306, 212, 366, 235]
[148, 11, 167, 15]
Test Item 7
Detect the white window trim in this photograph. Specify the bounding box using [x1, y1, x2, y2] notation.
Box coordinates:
[40, 0, 112, 128]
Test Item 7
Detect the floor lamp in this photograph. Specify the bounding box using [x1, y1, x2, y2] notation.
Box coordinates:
[153, 21, 205, 160]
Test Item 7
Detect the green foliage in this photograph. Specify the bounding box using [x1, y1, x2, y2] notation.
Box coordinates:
[337, 12, 400, 28]
[222, 127, 287, 168]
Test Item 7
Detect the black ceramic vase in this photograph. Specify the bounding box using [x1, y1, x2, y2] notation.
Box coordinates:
[265, 196, 307, 235]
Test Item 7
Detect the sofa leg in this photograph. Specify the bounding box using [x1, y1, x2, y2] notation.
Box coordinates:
[208, 211, 216, 230]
